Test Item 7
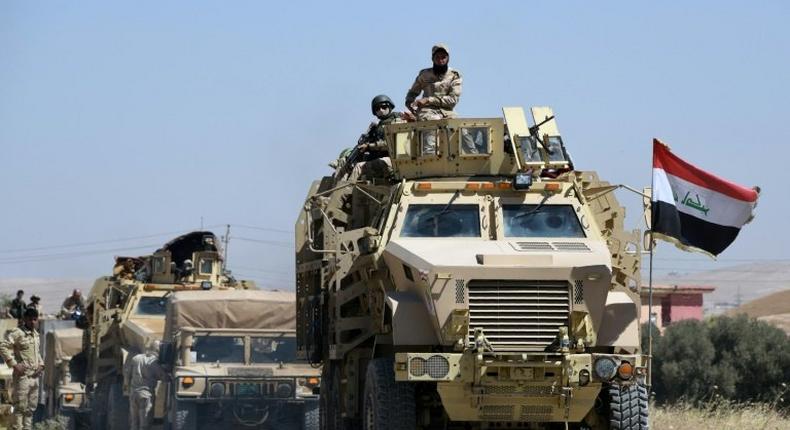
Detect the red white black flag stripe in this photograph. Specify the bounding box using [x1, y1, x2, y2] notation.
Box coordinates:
[651, 139, 759, 256]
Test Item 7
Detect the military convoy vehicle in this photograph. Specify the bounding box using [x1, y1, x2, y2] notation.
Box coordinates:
[159, 290, 320, 430]
[77, 231, 255, 429]
[296, 107, 648, 429]
[43, 326, 86, 429]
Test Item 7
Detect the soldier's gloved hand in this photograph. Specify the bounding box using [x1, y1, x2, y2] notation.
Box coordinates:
[12, 364, 25, 376]
[414, 98, 430, 108]
[401, 111, 416, 122]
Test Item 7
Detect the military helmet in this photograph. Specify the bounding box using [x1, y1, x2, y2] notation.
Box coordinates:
[371, 94, 395, 114]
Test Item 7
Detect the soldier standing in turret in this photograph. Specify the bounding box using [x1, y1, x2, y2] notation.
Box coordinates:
[405, 43, 463, 121]
[0, 308, 44, 430]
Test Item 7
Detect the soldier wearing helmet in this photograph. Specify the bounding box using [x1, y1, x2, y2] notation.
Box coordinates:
[405, 43, 463, 121]
[358, 94, 402, 158]
[341, 94, 409, 181]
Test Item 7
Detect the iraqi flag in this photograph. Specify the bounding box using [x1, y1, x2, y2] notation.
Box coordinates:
[651, 139, 760, 257]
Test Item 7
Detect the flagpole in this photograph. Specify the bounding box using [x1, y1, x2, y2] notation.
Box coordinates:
[647, 141, 656, 390]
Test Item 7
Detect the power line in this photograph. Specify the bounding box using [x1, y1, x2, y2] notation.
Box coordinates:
[232, 224, 292, 235]
[0, 244, 160, 265]
[233, 237, 292, 248]
[0, 225, 225, 255]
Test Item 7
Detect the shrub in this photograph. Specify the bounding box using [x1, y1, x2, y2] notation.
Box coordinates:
[649, 315, 790, 408]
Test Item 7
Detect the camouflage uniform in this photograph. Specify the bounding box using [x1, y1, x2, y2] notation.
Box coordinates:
[352, 111, 403, 180]
[0, 326, 43, 430]
[124, 352, 165, 430]
[59, 295, 86, 318]
[405, 68, 462, 121]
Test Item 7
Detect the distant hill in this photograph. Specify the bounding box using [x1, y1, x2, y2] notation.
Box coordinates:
[726, 289, 790, 334]
[657, 261, 790, 314]
[0, 278, 91, 315]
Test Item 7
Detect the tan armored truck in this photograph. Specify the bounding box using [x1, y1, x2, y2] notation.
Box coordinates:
[159, 289, 321, 430]
[76, 231, 255, 429]
[43, 327, 86, 429]
[296, 107, 647, 429]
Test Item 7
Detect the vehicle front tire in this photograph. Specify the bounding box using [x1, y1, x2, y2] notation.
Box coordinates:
[172, 400, 197, 430]
[362, 358, 416, 430]
[303, 400, 319, 430]
[608, 383, 649, 430]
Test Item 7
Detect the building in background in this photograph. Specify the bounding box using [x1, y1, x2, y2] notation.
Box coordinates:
[640, 284, 716, 331]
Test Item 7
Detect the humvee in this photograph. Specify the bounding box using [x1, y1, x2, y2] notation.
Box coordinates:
[296, 107, 648, 429]
[77, 231, 255, 429]
[159, 290, 320, 430]
[43, 327, 86, 429]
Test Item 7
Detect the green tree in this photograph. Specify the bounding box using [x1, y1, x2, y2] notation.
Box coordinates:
[650, 315, 790, 407]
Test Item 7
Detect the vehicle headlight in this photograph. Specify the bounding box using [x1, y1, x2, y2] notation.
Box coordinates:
[426, 355, 450, 379]
[208, 382, 225, 398]
[276, 383, 293, 398]
[296, 377, 321, 396]
[409, 357, 426, 377]
[594, 357, 618, 381]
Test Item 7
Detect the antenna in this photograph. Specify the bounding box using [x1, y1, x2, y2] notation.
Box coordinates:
[222, 224, 231, 270]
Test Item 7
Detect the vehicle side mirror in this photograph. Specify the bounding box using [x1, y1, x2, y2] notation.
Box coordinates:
[159, 342, 174, 365]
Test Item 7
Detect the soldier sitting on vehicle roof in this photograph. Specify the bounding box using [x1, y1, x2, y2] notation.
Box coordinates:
[343, 95, 411, 182]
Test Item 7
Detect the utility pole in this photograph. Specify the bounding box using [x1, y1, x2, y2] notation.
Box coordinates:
[222, 224, 231, 271]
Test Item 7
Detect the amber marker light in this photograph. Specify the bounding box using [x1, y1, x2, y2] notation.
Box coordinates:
[182, 376, 195, 387]
[617, 362, 633, 380]
[544, 183, 562, 192]
[307, 377, 320, 386]
[64, 394, 74, 402]
[497, 182, 511, 190]
[465, 183, 481, 190]
[480, 182, 495, 190]
[416, 183, 432, 190]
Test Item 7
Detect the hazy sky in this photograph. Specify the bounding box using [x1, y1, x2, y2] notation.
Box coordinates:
[1, 1, 788, 291]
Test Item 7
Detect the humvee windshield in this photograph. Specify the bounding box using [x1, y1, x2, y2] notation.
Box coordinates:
[401, 204, 480, 238]
[503, 205, 585, 238]
[134, 297, 167, 316]
[250, 335, 297, 364]
[192, 336, 245, 363]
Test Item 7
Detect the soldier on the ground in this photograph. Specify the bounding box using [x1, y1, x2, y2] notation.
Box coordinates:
[123, 340, 165, 430]
[8, 290, 26, 320]
[405, 43, 462, 121]
[0, 308, 44, 430]
[59, 289, 86, 319]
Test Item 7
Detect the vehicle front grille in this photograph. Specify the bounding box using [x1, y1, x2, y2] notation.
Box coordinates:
[468, 280, 570, 351]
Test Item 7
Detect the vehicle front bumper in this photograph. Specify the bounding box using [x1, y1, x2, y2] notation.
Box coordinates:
[395, 351, 647, 422]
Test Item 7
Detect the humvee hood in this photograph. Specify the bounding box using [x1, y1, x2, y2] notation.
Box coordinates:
[385, 239, 612, 272]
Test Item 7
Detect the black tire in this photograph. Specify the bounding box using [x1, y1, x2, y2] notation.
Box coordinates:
[303, 400, 320, 430]
[172, 400, 197, 430]
[362, 358, 416, 430]
[106, 382, 128, 430]
[608, 383, 649, 430]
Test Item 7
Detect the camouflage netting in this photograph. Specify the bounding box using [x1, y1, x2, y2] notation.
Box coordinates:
[164, 290, 295, 337]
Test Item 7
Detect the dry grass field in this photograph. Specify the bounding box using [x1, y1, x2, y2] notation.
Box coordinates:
[653, 401, 789, 430]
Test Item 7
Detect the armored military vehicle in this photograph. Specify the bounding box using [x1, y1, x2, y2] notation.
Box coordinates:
[296, 107, 648, 429]
[43, 327, 86, 429]
[78, 231, 255, 429]
[159, 289, 320, 430]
